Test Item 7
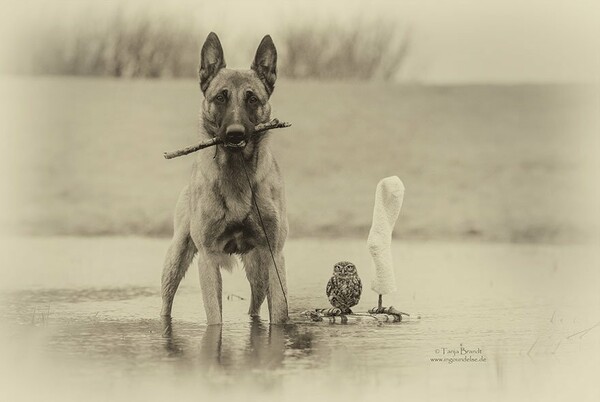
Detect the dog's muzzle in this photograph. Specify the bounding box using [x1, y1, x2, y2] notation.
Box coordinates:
[224, 124, 247, 149]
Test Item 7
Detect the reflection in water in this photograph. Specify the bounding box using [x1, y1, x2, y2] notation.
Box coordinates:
[199, 324, 224, 369]
[161, 316, 185, 358]
[1, 238, 599, 402]
[161, 315, 310, 374]
[243, 317, 287, 370]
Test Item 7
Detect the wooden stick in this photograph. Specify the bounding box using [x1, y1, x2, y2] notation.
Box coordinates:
[163, 118, 291, 159]
[368, 305, 410, 316]
[315, 308, 342, 316]
[301, 310, 403, 323]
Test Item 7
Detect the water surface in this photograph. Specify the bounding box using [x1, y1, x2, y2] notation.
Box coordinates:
[1, 237, 598, 401]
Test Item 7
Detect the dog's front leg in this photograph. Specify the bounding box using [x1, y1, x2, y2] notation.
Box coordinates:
[244, 248, 288, 323]
[267, 251, 289, 324]
[198, 252, 223, 325]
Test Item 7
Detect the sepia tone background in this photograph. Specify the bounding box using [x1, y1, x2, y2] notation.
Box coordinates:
[0, 1, 598, 401]
[0, 0, 598, 243]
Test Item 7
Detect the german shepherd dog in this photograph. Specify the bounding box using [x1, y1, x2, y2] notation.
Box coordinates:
[160, 33, 288, 325]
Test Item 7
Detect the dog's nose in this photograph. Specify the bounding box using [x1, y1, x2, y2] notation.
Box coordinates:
[225, 124, 246, 144]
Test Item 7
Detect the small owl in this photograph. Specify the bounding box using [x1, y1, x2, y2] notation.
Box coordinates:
[326, 261, 362, 314]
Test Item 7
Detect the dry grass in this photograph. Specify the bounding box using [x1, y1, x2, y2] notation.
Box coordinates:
[24, 13, 200, 78]
[279, 18, 409, 80]
[15, 12, 409, 80]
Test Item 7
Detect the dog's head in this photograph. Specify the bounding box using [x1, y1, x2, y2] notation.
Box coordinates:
[199, 32, 276, 153]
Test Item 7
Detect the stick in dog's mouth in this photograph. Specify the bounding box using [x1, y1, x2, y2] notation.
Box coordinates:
[163, 119, 291, 160]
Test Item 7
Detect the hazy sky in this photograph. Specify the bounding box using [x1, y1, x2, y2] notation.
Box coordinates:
[1, 0, 598, 83]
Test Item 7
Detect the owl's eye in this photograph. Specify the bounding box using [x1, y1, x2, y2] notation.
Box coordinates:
[247, 94, 259, 104]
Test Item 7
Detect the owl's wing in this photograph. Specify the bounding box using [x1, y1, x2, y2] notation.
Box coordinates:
[326, 276, 335, 297]
[357, 275, 362, 294]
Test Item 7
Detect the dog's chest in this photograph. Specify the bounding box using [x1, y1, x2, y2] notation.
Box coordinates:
[199, 181, 263, 255]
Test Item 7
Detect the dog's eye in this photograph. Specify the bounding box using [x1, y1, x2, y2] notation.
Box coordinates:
[247, 95, 258, 105]
[215, 93, 226, 104]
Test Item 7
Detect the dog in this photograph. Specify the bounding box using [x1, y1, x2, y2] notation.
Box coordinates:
[160, 32, 289, 325]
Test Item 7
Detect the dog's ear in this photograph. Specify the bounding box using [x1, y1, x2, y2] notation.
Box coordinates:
[199, 32, 226, 93]
[251, 35, 277, 95]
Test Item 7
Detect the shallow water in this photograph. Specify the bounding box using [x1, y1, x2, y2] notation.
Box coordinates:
[0, 237, 598, 401]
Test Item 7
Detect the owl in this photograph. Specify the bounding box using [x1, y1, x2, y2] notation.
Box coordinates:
[326, 261, 362, 314]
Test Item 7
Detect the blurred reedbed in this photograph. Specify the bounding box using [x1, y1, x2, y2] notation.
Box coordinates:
[13, 11, 409, 80]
